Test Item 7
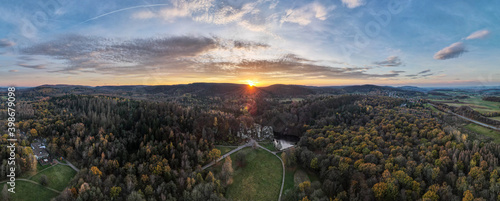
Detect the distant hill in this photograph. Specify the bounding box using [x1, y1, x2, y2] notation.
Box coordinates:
[260, 84, 327, 97]
[17, 83, 425, 98]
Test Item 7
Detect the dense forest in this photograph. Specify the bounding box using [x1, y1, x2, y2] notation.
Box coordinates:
[279, 97, 500, 200]
[2, 91, 500, 200]
[483, 97, 500, 103]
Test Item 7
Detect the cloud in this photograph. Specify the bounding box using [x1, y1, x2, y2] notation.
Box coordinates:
[418, 69, 431, 74]
[131, 0, 279, 36]
[434, 42, 467, 60]
[465, 29, 490, 40]
[131, 10, 156, 19]
[373, 56, 403, 67]
[389, 70, 405, 74]
[280, 2, 334, 26]
[21, 34, 273, 74]
[131, 0, 214, 22]
[18, 63, 46, 69]
[9, 70, 18, 73]
[201, 54, 400, 79]
[406, 69, 432, 78]
[341, 0, 365, 9]
[0, 39, 15, 48]
[233, 40, 270, 49]
[21, 34, 402, 80]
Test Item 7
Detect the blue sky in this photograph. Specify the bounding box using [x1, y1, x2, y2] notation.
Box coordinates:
[0, 0, 499, 87]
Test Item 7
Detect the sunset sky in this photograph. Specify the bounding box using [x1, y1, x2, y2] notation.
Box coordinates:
[0, 0, 499, 87]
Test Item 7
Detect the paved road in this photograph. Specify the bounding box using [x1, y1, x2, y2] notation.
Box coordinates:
[62, 159, 80, 172]
[429, 103, 500, 131]
[201, 140, 255, 170]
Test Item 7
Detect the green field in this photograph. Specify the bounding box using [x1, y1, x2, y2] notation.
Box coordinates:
[225, 147, 282, 201]
[215, 146, 235, 155]
[0, 180, 59, 201]
[259, 141, 278, 152]
[435, 96, 500, 114]
[283, 166, 319, 193]
[465, 123, 500, 143]
[489, 116, 500, 121]
[283, 168, 295, 193]
[424, 104, 445, 115]
[31, 164, 77, 191]
[21, 163, 52, 178]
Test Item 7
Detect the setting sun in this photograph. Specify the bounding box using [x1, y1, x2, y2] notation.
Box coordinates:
[247, 80, 256, 87]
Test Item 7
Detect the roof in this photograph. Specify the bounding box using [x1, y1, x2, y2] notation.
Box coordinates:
[31, 142, 49, 158]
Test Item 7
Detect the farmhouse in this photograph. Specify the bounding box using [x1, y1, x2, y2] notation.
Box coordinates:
[31, 141, 50, 160]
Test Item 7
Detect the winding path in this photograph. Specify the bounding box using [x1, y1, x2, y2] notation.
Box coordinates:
[0, 178, 61, 194]
[203, 139, 291, 201]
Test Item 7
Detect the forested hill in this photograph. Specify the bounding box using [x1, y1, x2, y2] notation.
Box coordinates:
[14, 83, 424, 99]
[4, 90, 499, 200]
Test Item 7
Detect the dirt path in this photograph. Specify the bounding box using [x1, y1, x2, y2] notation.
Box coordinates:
[0, 178, 61, 194]
[202, 140, 255, 170]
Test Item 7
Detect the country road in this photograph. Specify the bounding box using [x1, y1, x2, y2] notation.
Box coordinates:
[429, 103, 500, 131]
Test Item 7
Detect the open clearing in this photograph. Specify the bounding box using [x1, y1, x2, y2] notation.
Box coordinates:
[259, 141, 278, 152]
[0, 180, 59, 201]
[31, 164, 77, 191]
[21, 163, 52, 178]
[434, 96, 500, 114]
[283, 166, 319, 193]
[465, 123, 500, 143]
[225, 147, 282, 201]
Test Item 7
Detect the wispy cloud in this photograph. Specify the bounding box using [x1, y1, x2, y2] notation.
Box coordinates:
[465, 29, 490, 40]
[434, 42, 466, 60]
[18, 63, 46, 69]
[418, 69, 431, 74]
[9, 70, 18, 73]
[280, 2, 334, 26]
[131, 0, 279, 35]
[389, 70, 405, 74]
[406, 69, 433, 79]
[201, 54, 401, 79]
[21, 34, 402, 81]
[373, 56, 403, 67]
[0, 39, 15, 48]
[341, 0, 365, 9]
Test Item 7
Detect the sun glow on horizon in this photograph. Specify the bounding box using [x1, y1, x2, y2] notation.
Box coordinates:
[247, 80, 257, 87]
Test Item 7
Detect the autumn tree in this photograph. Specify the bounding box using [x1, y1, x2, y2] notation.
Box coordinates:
[30, 128, 38, 137]
[208, 149, 221, 162]
[462, 190, 474, 201]
[110, 186, 122, 199]
[221, 156, 234, 185]
[91, 166, 103, 177]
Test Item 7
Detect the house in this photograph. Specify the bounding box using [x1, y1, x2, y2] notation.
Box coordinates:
[31, 142, 49, 160]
